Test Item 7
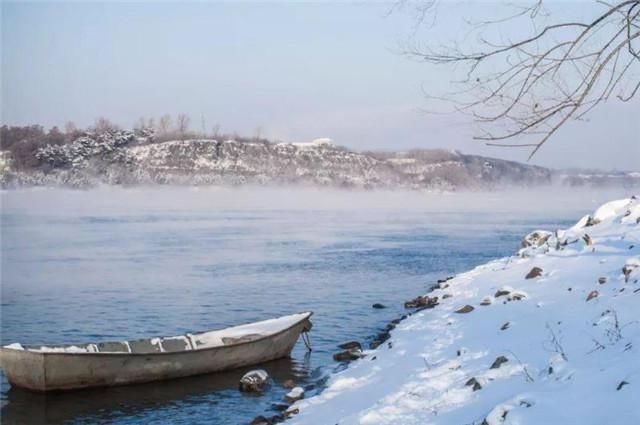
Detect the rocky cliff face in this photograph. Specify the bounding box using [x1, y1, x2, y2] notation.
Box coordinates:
[0, 132, 565, 190]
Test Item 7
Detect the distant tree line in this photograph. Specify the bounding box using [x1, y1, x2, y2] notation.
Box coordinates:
[1, 114, 272, 171]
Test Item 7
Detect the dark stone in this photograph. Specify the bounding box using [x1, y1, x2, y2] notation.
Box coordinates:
[586, 290, 599, 302]
[271, 403, 290, 412]
[525, 266, 543, 279]
[455, 305, 474, 314]
[598, 277, 607, 284]
[333, 349, 363, 362]
[404, 295, 439, 309]
[369, 330, 391, 349]
[338, 341, 362, 351]
[465, 377, 482, 391]
[442, 293, 452, 299]
[251, 415, 283, 425]
[431, 282, 449, 291]
[284, 407, 299, 417]
[490, 355, 509, 369]
[494, 289, 511, 297]
[508, 292, 526, 301]
[437, 276, 454, 284]
[269, 415, 285, 423]
[250, 415, 272, 425]
[372, 303, 387, 309]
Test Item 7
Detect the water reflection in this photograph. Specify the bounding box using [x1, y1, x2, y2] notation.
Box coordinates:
[1, 357, 310, 425]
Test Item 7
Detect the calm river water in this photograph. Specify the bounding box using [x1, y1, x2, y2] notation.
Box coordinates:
[0, 187, 625, 424]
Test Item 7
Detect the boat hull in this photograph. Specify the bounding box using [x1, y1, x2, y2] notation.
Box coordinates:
[0, 314, 310, 392]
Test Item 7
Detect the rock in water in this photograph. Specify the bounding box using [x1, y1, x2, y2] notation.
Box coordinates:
[333, 349, 364, 362]
[372, 303, 387, 309]
[285, 387, 305, 402]
[525, 266, 543, 279]
[239, 369, 270, 392]
[455, 305, 474, 314]
[338, 341, 362, 351]
[369, 330, 392, 349]
[271, 403, 290, 412]
[250, 415, 271, 425]
[285, 406, 300, 417]
[586, 290, 599, 302]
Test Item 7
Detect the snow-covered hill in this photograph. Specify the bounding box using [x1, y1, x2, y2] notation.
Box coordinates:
[289, 197, 640, 425]
[1, 133, 553, 189]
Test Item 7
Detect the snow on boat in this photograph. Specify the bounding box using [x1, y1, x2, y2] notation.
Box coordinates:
[0, 312, 313, 392]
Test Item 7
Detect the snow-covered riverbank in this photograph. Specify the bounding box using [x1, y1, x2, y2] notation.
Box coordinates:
[290, 197, 640, 425]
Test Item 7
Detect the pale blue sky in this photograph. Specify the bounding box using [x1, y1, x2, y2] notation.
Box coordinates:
[2, 1, 638, 170]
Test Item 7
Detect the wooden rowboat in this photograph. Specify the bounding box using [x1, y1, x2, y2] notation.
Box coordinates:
[0, 312, 312, 392]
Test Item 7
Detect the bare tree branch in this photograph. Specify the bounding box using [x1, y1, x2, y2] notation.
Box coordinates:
[400, 0, 640, 159]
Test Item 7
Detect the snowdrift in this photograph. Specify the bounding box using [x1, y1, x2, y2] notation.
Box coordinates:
[290, 197, 640, 425]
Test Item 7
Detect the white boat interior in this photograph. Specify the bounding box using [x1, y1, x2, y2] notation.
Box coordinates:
[3, 312, 311, 354]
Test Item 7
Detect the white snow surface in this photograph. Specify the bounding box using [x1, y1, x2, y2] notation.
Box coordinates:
[291, 197, 640, 425]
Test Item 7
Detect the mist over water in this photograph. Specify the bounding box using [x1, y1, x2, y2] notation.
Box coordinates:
[0, 186, 633, 424]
